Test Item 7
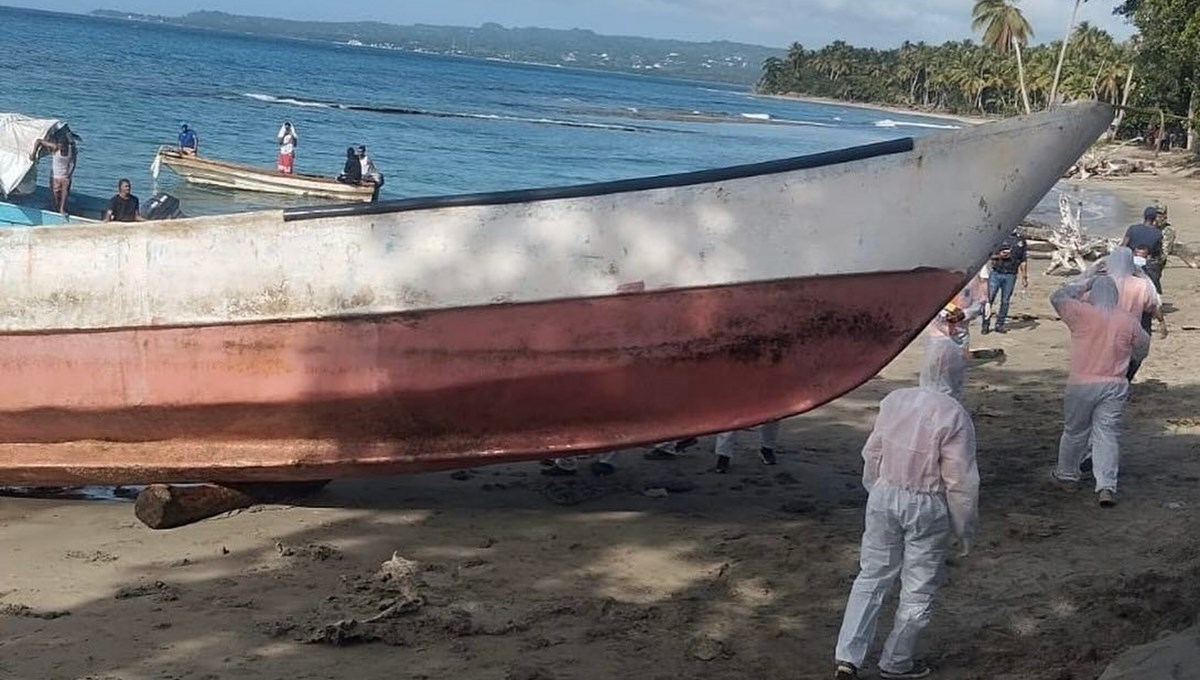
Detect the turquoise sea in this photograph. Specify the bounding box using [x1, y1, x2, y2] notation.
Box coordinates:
[1, 6, 1125, 230]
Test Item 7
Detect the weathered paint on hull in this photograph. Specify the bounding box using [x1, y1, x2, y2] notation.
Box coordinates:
[0, 269, 960, 485]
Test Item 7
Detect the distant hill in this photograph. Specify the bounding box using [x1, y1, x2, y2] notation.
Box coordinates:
[92, 9, 781, 86]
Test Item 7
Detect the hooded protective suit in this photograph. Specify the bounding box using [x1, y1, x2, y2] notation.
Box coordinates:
[1051, 275, 1150, 493]
[835, 335, 979, 675]
[1103, 246, 1162, 380]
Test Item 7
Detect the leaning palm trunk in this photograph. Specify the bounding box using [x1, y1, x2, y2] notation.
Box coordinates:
[1189, 87, 1198, 152]
[1106, 65, 1136, 142]
[1013, 37, 1031, 114]
[1048, 0, 1083, 108]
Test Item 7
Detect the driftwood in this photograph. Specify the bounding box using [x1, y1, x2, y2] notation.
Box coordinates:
[1023, 196, 1118, 275]
[134, 480, 330, 529]
[1064, 152, 1156, 179]
[1020, 221, 1200, 269]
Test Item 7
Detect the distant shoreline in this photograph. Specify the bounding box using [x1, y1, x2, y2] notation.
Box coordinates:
[754, 93, 994, 126]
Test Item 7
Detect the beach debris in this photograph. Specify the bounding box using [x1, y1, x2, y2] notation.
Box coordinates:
[276, 541, 343, 561]
[114, 581, 180, 602]
[65, 550, 119, 563]
[1005, 513, 1063, 540]
[1037, 196, 1117, 276]
[133, 480, 329, 529]
[689, 635, 730, 661]
[0, 603, 71, 619]
[541, 480, 606, 506]
[307, 618, 378, 646]
[643, 487, 669, 498]
[970, 348, 1006, 360]
[1065, 151, 1156, 180]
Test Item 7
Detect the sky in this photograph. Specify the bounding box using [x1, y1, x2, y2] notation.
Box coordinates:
[5, 1, 1134, 48]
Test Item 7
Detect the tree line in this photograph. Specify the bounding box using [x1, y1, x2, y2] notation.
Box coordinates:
[758, 0, 1200, 147]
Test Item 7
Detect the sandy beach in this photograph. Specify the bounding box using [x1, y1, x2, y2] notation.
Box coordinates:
[755, 93, 993, 126]
[2, 152, 1199, 680]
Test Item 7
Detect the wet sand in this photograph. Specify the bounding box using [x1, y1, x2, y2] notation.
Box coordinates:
[2, 151, 1200, 680]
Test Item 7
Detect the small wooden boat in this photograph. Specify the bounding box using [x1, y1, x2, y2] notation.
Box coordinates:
[152, 147, 376, 202]
[0, 103, 1112, 485]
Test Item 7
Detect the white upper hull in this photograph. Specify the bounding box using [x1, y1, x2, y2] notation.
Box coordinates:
[0, 103, 1112, 333]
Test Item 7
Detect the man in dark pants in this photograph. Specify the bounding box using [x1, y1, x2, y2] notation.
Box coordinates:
[1122, 206, 1166, 381]
[982, 230, 1028, 334]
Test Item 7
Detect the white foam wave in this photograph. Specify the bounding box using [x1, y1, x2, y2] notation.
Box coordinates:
[874, 118, 960, 130]
[244, 92, 333, 108]
[740, 112, 772, 120]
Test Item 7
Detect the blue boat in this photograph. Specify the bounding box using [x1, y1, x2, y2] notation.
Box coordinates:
[0, 186, 105, 226]
[0, 113, 106, 226]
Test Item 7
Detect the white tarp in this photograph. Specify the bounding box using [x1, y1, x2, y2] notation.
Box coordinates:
[0, 113, 65, 196]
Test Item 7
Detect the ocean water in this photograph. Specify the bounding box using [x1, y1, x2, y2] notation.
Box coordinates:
[0, 6, 1124, 232]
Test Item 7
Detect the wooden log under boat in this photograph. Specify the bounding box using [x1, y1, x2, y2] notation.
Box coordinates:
[154, 148, 375, 202]
[0, 103, 1113, 485]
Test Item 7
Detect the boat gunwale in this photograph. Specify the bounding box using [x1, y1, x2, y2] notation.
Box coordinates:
[283, 137, 917, 222]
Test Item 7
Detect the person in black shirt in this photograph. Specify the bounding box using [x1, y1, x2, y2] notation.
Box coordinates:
[104, 178, 143, 222]
[982, 230, 1028, 334]
[337, 146, 362, 185]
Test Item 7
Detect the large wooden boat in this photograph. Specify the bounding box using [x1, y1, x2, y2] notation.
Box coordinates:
[0, 103, 1113, 485]
[153, 147, 376, 202]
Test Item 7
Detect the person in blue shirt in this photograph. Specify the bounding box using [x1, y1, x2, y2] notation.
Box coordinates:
[177, 123, 199, 156]
[982, 230, 1028, 334]
[1122, 206, 1165, 294]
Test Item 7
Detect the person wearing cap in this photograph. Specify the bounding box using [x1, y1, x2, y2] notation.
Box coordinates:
[177, 124, 198, 156]
[1122, 206, 1165, 294]
[982, 229, 1027, 334]
[356, 145, 385, 201]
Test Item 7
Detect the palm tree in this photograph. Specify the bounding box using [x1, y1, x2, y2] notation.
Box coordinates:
[1048, 0, 1089, 107]
[972, 0, 1035, 113]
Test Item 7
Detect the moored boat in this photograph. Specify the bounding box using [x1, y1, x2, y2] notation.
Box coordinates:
[0, 102, 1113, 485]
[153, 147, 376, 202]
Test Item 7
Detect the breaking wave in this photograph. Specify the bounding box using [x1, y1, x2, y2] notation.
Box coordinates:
[874, 118, 960, 130]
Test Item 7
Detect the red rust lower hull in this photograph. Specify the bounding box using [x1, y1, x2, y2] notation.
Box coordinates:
[0, 269, 961, 484]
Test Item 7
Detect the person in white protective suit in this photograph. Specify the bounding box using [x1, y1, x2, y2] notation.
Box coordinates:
[711, 421, 780, 473]
[833, 336, 979, 680]
[1049, 274, 1149, 507]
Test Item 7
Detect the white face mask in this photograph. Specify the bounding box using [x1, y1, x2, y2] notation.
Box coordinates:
[1133, 255, 1148, 267]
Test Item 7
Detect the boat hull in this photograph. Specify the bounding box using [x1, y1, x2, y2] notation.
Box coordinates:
[156, 149, 375, 202]
[0, 269, 960, 484]
[0, 103, 1115, 485]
